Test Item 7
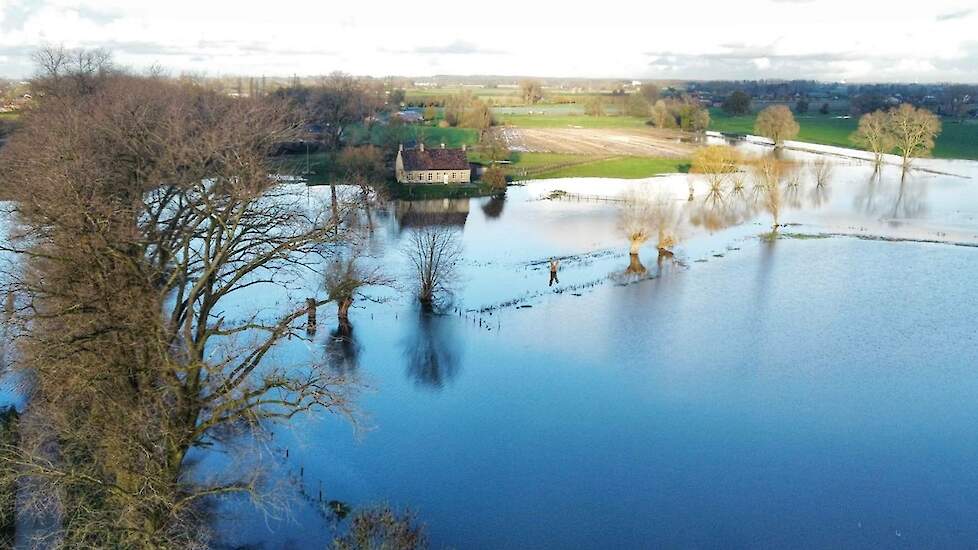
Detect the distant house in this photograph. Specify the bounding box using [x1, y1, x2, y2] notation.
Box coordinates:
[392, 110, 424, 124]
[395, 143, 471, 185]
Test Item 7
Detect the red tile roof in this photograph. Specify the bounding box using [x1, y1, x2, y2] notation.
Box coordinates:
[401, 147, 469, 171]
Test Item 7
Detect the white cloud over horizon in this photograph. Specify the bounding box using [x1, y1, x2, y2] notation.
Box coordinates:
[0, 0, 976, 82]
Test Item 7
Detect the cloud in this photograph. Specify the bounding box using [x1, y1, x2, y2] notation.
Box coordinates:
[936, 8, 974, 21]
[406, 41, 506, 56]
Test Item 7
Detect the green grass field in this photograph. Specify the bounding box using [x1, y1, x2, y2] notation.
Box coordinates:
[709, 110, 978, 160]
[348, 123, 479, 149]
[496, 113, 650, 129]
[507, 153, 688, 180]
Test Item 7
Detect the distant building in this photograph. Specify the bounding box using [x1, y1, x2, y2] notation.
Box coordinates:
[395, 143, 471, 184]
[392, 110, 424, 124]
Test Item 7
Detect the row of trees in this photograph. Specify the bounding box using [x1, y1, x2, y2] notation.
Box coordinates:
[443, 92, 495, 137]
[648, 98, 711, 131]
[852, 104, 942, 172]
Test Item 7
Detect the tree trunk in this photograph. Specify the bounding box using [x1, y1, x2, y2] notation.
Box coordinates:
[330, 184, 339, 228]
[306, 297, 317, 334]
[337, 297, 353, 321]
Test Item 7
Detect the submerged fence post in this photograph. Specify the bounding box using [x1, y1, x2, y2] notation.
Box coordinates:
[3, 291, 13, 320]
[306, 298, 317, 334]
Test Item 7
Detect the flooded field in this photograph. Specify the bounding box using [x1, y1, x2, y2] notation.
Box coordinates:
[12, 139, 978, 548]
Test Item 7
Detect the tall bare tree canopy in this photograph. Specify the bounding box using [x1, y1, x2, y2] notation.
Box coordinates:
[639, 83, 660, 103]
[851, 110, 895, 168]
[520, 80, 544, 105]
[404, 226, 462, 311]
[886, 103, 941, 172]
[0, 61, 357, 547]
[691, 146, 742, 197]
[754, 105, 799, 149]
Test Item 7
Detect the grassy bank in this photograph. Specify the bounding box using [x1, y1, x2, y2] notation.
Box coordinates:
[709, 110, 978, 160]
[388, 182, 499, 200]
[507, 152, 688, 180]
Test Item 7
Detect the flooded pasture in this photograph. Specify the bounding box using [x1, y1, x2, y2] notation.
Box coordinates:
[13, 139, 978, 548]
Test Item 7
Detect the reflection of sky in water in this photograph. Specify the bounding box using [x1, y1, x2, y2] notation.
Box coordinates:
[213, 148, 978, 548]
[4, 144, 978, 548]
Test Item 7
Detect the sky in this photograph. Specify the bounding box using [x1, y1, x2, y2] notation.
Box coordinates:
[0, 0, 976, 82]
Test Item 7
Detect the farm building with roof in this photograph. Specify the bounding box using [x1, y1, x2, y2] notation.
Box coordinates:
[395, 143, 471, 184]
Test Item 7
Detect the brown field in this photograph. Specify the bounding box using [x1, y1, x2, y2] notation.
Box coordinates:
[499, 127, 699, 158]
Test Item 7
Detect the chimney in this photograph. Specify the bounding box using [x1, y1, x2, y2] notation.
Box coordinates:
[398, 143, 403, 152]
[440, 142, 445, 149]
[419, 142, 425, 152]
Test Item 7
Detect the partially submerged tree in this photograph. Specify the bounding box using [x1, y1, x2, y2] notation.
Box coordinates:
[483, 165, 507, 190]
[690, 145, 742, 201]
[620, 189, 653, 255]
[886, 103, 941, 174]
[750, 156, 785, 233]
[0, 64, 359, 547]
[754, 105, 799, 149]
[619, 189, 681, 256]
[404, 226, 462, 311]
[851, 110, 894, 169]
[332, 506, 428, 550]
[810, 157, 833, 188]
[324, 254, 393, 334]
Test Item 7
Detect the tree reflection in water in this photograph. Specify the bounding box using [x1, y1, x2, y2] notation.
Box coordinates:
[854, 167, 928, 221]
[401, 311, 461, 389]
[325, 320, 360, 375]
[480, 194, 506, 219]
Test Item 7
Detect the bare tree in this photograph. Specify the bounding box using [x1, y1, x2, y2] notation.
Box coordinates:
[30, 45, 114, 97]
[886, 103, 942, 174]
[480, 129, 510, 164]
[0, 65, 360, 547]
[649, 100, 674, 129]
[324, 253, 393, 333]
[404, 226, 462, 311]
[619, 189, 681, 256]
[810, 157, 833, 188]
[851, 110, 894, 169]
[639, 83, 660, 103]
[463, 100, 493, 137]
[754, 105, 799, 149]
[339, 145, 388, 231]
[620, 189, 653, 255]
[750, 156, 785, 233]
[690, 145, 741, 201]
[519, 80, 544, 105]
[333, 506, 428, 550]
[583, 95, 606, 117]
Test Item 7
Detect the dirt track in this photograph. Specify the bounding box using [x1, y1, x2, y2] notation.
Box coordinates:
[499, 127, 699, 158]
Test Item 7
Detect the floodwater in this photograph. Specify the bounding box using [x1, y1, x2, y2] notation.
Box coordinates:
[10, 137, 978, 548]
[210, 138, 978, 548]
